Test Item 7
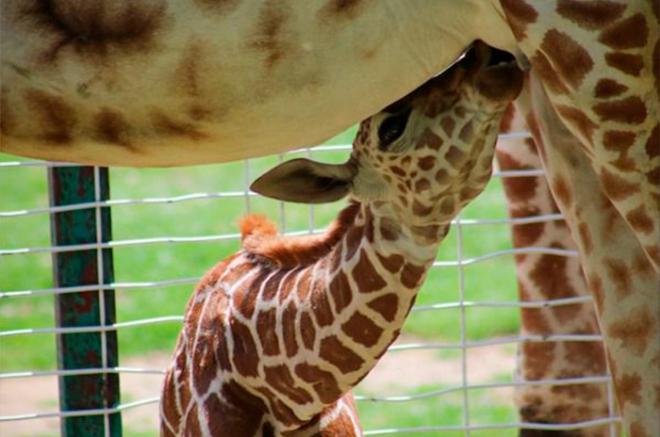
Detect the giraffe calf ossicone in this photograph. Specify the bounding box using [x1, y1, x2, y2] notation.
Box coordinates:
[160, 41, 523, 437]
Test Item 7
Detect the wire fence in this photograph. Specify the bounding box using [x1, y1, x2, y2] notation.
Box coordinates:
[0, 133, 620, 436]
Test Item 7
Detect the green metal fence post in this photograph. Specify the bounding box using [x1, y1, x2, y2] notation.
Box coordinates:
[48, 166, 121, 436]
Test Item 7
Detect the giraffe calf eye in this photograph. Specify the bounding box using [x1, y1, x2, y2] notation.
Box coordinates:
[378, 108, 412, 150]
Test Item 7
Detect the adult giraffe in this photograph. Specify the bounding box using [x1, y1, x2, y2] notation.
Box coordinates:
[1, 1, 657, 435]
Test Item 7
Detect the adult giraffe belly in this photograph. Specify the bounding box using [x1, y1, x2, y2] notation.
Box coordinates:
[0, 0, 515, 166]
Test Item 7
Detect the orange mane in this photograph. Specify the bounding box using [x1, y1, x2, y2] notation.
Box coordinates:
[239, 202, 360, 268]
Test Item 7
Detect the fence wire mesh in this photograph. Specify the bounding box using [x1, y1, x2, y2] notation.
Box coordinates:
[0, 133, 620, 436]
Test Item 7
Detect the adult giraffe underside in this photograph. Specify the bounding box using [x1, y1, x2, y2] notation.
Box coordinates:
[1, 1, 658, 436]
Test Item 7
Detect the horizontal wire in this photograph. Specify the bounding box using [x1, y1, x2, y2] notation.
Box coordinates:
[355, 375, 611, 402]
[0, 396, 160, 422]
[0, 277, 200, 299]
[0, 316, 184, 337]
[432, 246, 578, 268]
[0, 237, 577, 259]
[0, 367, 166, 380]
[363, 417, 621, 435]
[387, 334, 604, 352]
[411, 295, 593, 312]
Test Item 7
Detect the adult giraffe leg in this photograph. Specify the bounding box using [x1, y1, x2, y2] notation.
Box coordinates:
[496, 106, 610, 436]
[520, 73, 659, 437]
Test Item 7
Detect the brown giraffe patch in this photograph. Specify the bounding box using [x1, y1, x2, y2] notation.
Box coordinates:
[205, 388, 263, 437]
[22, 1, 168, 64]
[400, 262, 426, 289]
[249, 1, 291, 69]
[412, 199, 433, 216]
[319, 336, 364, 373]
[261, 270, 286, 301]
[92, 108, 133, 148]
[312, 283, 334, 327]
[367, 293, 399, 322]
[317, 0, 367, 21]
[512, 208, 546, 247]
[256, 308, 280, 356]
[646, 124, 659, 160]
[282, 301, 299, 357]
[24, 89, 77, 143]
[615, 373, 642, 407]
[416, 128, 444, 150]
[418, 156, 436, 171]
[173, 40, 206, 99]
[445, 146, 465, 168]
[531, 51, 569, 95]
[375, 218, 398, 243]
[529, 244, 576, 300]
[352, 249, 387, 293]
[183, 403, 202, 435]
[520, 307, 551, 333]
[329, 270, 352, 313]
[435, 169, 450, 185]
[540, 29, 594, 89]
[603, 130, 636, 150]
[438, 197, 455, 217]
[605, 52, 644, 76]
[150, 111, 207, 140]
[440, 116, 456, 137]
[626, 205, 654, 234]
[230, 316, 260, 377]
[603, 257, 632, 298]
[551, 175, 573, 207]
[414, 178, 431, 193]
[342, 311, 384, 347]
[344, 224, 364, 262]
[522, 342, 556, 380]
[599, 13, 649, 49]
[594, 78, 628, 98]
[629, 421, 651, 437]
[375, 253, 404, 274]
[294, 363, 342, 403]
[555, 105, 597, 144]
[500, 0, 538, 40]
[608, 306, 656, 356]
[498, 152, 538, 201]
[556, 0, 626, 30]
[599, 168, 638, 200]
[592, 96, 647, 124]
[264, 365, 314, 405]
[300, 312, 315, 350]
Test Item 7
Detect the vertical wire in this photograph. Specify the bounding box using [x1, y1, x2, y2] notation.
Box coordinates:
[306, 147, 314, 234]
[606, 352, 617, 436]
[244, 160, 251, 213]
[278, 154, 286, 233]
[456, 213, 471, 436]
[93, 166, 111, 437]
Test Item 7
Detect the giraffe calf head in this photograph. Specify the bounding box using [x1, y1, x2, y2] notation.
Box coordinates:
[251, 41, 522, 225]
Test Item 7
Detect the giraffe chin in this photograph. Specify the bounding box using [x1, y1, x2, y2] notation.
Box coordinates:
[476, 62, 524, 103]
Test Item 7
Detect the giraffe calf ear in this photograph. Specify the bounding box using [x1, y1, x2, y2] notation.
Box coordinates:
[250, 158, 356, 204]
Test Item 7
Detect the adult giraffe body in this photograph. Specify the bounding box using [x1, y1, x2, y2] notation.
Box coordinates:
[2, 1, 658, 435]
[0, 0, 516, 165]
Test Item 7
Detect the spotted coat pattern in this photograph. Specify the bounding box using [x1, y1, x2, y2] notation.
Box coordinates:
[159, 44, 523, 436]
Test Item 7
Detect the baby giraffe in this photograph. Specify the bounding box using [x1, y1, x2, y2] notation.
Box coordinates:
[160, 41, 522, 437]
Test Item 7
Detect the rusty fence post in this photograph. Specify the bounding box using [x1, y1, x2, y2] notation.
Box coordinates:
[48, 166, 122, 437]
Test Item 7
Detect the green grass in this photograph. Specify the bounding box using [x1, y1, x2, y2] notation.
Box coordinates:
[355, 385, 517, 436]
